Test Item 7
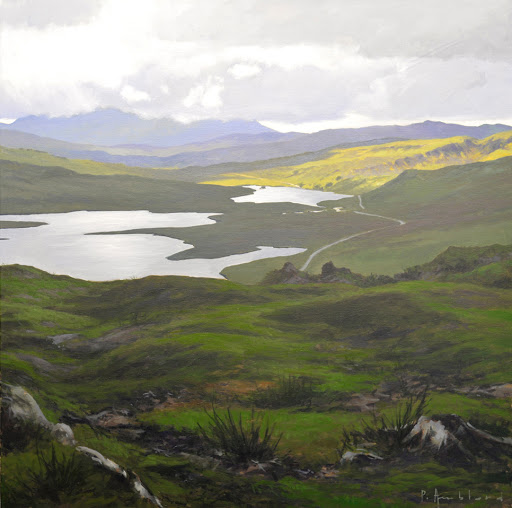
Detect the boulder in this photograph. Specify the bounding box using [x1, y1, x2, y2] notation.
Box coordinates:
[2, 384, 76, 446]
[340, 451, 383, 465]
[404, 414, 512, 464]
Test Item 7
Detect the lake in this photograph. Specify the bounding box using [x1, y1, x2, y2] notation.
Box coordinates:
[0, 210, 304, 280]
[231, 185, 352, 206]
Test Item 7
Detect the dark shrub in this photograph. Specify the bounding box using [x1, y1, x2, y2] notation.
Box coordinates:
[338, 389, 430, 458]
[198, 406, 282, 463]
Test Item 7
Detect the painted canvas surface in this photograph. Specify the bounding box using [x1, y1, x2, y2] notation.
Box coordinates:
[1, 1, 511, 506]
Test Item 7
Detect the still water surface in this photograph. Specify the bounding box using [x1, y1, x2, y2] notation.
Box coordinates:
[0, 210, 305, 280]
[232, 185, 352, 206]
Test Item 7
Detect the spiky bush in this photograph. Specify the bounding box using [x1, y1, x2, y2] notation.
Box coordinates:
[198, 407, 282, 463]
[15, 444, 92, 505]
[338, 389, 430, 458]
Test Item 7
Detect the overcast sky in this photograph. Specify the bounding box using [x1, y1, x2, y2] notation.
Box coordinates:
[0, 0, 511, 131]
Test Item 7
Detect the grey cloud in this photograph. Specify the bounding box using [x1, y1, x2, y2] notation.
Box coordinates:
[0, 0, 103, 27]
[1, 0, 511, 126]
[152, 0, 512, 60]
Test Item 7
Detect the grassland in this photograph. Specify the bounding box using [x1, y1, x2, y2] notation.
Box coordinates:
[2, 153, 511, 285]
[222, 157, 512, 283]
[203, 130, 512, 193]
[0, 145, 176, 176]
[0, 159, 249, 214]
[2, 259, 512, 506]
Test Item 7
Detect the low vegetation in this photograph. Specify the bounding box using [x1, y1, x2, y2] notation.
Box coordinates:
[198, 407, 282, 463]
[2, 244, 512, 505]
[338, 390, 430, 457]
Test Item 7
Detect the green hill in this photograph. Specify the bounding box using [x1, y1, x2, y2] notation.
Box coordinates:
[2, 262, 511, 506]
[0, 159, 247, 214]
[204, 130, 512, 193]
[224, 156, 511, 282]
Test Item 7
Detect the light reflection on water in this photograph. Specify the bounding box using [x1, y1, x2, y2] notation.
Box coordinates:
[0, 210, 304, 280]
[232, 185, 352, 206]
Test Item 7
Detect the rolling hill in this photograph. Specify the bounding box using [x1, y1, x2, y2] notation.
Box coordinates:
[223, 156, 512, 283]
[2, 149, 511, 285]
[204, 130, 512, 193]
[2, 117, 511, 169]
[2, 259, 511, 506]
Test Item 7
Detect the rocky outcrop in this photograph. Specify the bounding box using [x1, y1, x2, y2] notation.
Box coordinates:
[2, 384, 162, 507]
[77, 447, 163, 507]
[340, 451, 383, 465]
[262, 262, 310, 284]
[395, 244, 512, 282]
[404, 414, 512, 464]
[263, 244, 512, 287]
[342, 413, 512, 468]
[262, 262, 394, 287]
[2, 384, 76, 446]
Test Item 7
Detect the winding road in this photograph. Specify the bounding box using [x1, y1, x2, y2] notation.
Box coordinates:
[300, 195, 406, 271]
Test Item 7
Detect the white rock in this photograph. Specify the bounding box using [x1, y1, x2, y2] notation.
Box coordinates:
[76, 446, 128, 479]
[405, 416, 449, 449]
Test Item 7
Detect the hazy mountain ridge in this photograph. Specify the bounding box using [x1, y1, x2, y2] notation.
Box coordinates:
[1, 108, 275, 147]
[1, 112, 510, 169]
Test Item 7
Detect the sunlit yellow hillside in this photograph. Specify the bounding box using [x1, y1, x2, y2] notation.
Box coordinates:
[202, 130, 512, 193]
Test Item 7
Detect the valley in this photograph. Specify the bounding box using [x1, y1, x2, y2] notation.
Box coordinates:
[1, 112, 512, 507]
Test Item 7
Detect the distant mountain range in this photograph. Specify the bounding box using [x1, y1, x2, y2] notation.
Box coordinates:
[1, 109, 510, 168]
[0, 108, 276, 147]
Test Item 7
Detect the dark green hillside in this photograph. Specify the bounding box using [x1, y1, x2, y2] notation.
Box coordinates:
[2, 261, 511, 506]
[364, 156, 512, 220]
[0, 159, 247, 214]
[246, 156, 512, 281]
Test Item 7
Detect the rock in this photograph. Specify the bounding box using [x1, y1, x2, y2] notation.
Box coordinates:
[86, 409, 136, 428]
[340, 451, 383, 465]
[3, 385, 162, 507]
[179, 452, 221, 470]
[345, 393, 380, 412]
[262, 263, 311, 284]
[321, 261, 337, 277]
[2, 383, 76, 446]
[404, 414, 512, 464]
[76, 446, 128, 478]
[47, 333, 81, 345]
[76, 447, 162, 506]
[131, 472, 163, 507]
[3, 384, 51, 427]
[50, 423, 76, 446]
[316, 466, 339, 479]
[489, 383, 512, 399]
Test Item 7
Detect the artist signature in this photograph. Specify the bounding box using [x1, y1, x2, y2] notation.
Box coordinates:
[420, 489, 505, 505]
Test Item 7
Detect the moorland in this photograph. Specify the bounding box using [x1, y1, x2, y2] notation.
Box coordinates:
[1, 111, 511, 507]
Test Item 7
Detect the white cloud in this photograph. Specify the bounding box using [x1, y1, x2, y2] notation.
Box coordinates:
[120, 85, 151, 103]
[228, 63, 261, 79]
[183, 77, 224, 110]
[0, 0, 511, 127]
